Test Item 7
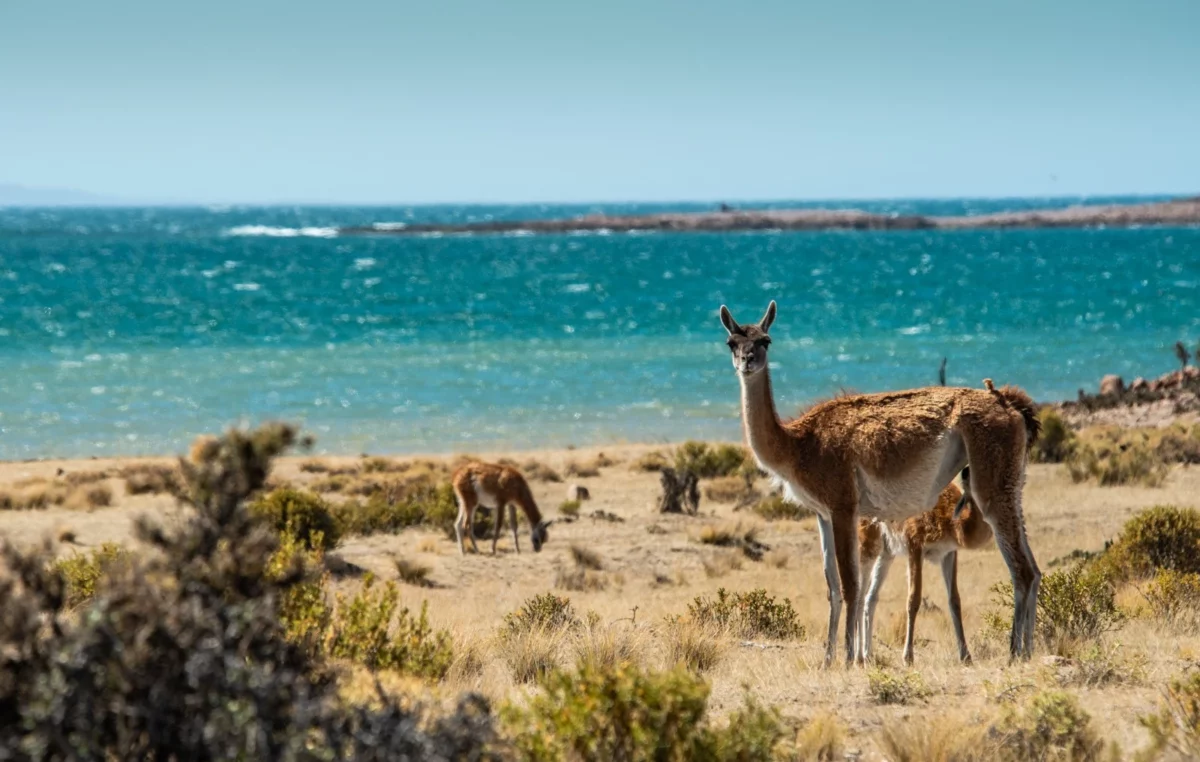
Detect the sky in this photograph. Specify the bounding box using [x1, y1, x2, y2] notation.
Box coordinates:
[2, 0, 1198, 204]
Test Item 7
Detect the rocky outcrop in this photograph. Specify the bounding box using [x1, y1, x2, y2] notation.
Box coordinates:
[340, 197, 1200, 237]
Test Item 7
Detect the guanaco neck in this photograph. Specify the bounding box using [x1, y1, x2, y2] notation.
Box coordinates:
[738, 365, 794, 474]
[515, 483, 543, 527]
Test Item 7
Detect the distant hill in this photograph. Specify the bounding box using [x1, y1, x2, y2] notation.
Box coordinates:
[0, 183, 117, 207]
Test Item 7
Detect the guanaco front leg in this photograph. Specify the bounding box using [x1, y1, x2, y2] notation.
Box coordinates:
[491, 503, 505, 555]
[509, 504, 520, 554]
[831, 510, 862, 667]
[816, 515, 842, 668]
[453, 484, 480, 555]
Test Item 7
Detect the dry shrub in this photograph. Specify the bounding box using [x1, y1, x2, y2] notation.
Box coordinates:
[588, 509, 625, 523]
[119, 463, 181, 495]
[1142, 569, 1200, 629]
[360, 456, 406, 473]
[672, 441, 748, 479]
[688, 588, 804, 640]
[0, 480, 66, 511]
[630, 450, 669, 472]
[695, 520, 770, 560]
[298, 460, 330, 473]
[990, 690, 1105, 761]
[879, 715, 988, 762]
[555, 566, 608, 592]
[63, 483, 113, 510]
[522, 460, 562, 483]
[704, 475, 752, 503]
[56, 527, 77, 544]
[1052, 642, 1145, 689]
[60, 470, 111, 486]
[662, 618, 725, 673]
[765, 549, 790, 569]
[1065, 436, 1168, 487]
[1030, 409, 1077, 464]
[563, 461, 600, 478]
[1141, 670, 1200, 759]
[751, 493, 812, 521]
[867, 668, 931, 705]
[394, 557, 433, 587]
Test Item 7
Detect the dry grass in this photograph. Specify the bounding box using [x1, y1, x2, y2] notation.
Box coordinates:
[701, 549, 745, 578]
[571, 621, 647, 671]
[792, 713, 846, 762]
[878, 716, 989, 762]
[569, 544, 603, 571]
[522, 460, 562, 483]
[417, 537, 439, 553]
[499, 626, 562, 684]
[662, 618, 725, 673]
[393, 557, 433, 587]
[563, 461, 600, 479]
[119, 464, 180, 495]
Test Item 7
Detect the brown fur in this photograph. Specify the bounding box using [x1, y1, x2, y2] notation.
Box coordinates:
[858, 481, 993, 664]
[720, 301, 1042, 666]
[451, 461, 550, 555]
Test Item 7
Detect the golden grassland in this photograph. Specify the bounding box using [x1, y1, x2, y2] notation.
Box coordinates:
[4, 434, 1200, 759]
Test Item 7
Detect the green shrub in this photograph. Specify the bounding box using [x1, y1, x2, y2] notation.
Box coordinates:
[672, 441, 748, 479]
[985, 563, 1122, 647]
[866, 669, 931, 705]
[688, 588, 805, 640]
[331, 482, 459, 538]
[503, 593, 581, 636]
[750, 494, 811, 521]
[1065, 438, 1167, 487]
[1101, 505, 1200, 581]
[991, 690, 1104, 761]
[559, 499, 582, 518]
[51, 543, 130, 608]
[249, 486, 341, 551]
[323, 574, 453, 679]
[1141, 670, 1200, 759]
[1030, 409, 1076, 464]
[501, 664, 784, 762]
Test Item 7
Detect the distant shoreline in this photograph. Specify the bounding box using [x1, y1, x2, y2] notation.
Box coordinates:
[339, 196, 1200, 236]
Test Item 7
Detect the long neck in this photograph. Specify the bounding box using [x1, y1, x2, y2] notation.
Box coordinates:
[739, 367, 793, 472]
[515, 483, 543, 527]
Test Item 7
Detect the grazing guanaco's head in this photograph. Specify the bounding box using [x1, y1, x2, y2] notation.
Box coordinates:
[719, 300, 777, 377]
[531, 520, 551, 552]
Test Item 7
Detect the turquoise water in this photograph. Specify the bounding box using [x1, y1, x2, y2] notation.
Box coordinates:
[1, 199, 1197, 459]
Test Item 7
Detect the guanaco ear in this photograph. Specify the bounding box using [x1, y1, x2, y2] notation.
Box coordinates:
[719, 305, 741, 336]
[758, 300, 777, 333]
[541, 519, 556, 529]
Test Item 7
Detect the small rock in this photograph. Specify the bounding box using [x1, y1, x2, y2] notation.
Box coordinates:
[1130, 377, 1149, 392]
[565, 484, 591, 501]
[1099, 374, 1124, 396]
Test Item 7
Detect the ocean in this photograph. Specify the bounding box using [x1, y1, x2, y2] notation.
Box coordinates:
[1, 198, 1197, 460]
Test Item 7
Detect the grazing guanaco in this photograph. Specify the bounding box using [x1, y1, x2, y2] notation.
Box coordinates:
[858, 479, 993, 665]
[451, 461, 553, 555]
[719, 301, 1041, 666]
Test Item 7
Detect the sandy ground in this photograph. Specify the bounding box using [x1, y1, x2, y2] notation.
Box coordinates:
[2, 443, 1198, 757]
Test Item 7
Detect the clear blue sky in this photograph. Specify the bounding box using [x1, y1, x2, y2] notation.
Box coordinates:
[2, 0, 1197, 204]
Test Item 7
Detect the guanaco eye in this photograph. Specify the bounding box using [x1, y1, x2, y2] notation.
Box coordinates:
[726, 339, 737, 350]
[755, 337, 771, 348]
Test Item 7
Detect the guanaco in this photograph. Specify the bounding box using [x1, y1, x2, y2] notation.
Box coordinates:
[451, 461, 552, 555]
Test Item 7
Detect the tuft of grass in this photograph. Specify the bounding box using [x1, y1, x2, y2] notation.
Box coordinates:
[672, 441, 748, 479]
[663, 618, 726, 673]
[792, 713, 845, 762]
[629, 451, 669, 472]
[765, 549, 790, 569]
[750, 494, 812, 521]
[572, 621, 646, 672]
[703, 475, 754, 503]
[298, 460, 330, 473]
[569, 544, 603, 571]
[694, 520, 769, 560]
[555, 566, 608, 592]
[563, 462, 600, 478]
[702, 550, 744, 578]
[688, 588, 804, 640]
[63, 483, 113, 511]
[393, 557, 433, 587]
[558, 499, 581, 518]
[502, 626, 562, 684]
[866, 668, 931, 705]
[879, 716, 988, 762]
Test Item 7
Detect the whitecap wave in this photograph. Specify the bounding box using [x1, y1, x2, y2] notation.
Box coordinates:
[372, 222, 407, 231]
[225, 225, 338, 238]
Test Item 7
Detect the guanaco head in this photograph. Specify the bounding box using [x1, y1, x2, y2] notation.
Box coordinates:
[719, 301, 776, 377]
[531, 519, 553, 552]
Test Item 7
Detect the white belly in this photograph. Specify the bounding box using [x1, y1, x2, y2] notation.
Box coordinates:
[856, 434, 953, 521]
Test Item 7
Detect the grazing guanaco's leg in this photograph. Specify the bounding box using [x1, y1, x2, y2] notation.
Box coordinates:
[942, 551, 971, 663]
[817, 515, 843, 667]
[831, 508, 862, 667]
[860, 549, 893, 664]
[509, 503, 520, 553]
[453, 481, 480, 555]
[491, 502, 505, 555]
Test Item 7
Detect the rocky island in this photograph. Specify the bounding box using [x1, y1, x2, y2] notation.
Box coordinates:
[341, 196, 1200, 236]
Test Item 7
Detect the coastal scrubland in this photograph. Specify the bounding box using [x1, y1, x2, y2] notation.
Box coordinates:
[3, 418, 1200, 758]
